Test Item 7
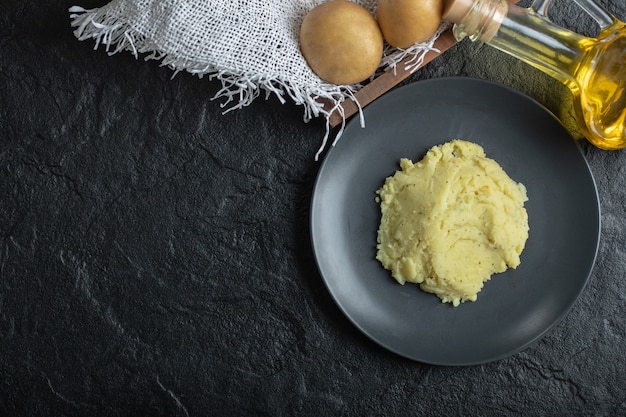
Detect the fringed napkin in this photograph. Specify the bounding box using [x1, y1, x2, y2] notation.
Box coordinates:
[70, 0, 444, 158]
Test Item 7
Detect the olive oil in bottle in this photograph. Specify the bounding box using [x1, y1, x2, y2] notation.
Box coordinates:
[443, 0, 626, 149]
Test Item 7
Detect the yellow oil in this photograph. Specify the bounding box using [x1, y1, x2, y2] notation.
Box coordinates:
[573, 22, 626, 149]
[455, 2, 626, 150]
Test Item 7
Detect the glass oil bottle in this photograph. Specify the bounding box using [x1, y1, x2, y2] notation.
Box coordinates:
[443, 0, 626, 150]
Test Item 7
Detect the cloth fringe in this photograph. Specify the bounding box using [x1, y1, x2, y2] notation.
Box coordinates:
[381, 23, 451, 74]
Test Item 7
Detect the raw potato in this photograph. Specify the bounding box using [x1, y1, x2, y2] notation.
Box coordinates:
[376, 140, 529, 306]
[377, 0, 443, 48]
[299, 0, 383, 85]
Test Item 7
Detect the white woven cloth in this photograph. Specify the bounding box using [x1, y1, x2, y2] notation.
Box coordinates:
[69, 0, 444, 158]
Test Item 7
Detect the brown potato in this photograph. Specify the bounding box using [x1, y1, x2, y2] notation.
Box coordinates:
[299, 0, 383, 85]
[377, 0, 443, 48]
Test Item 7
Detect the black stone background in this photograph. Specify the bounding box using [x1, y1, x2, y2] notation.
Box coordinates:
[2, 0, 626, 415]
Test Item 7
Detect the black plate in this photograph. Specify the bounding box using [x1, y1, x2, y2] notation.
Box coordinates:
[310, 77, 600, 365]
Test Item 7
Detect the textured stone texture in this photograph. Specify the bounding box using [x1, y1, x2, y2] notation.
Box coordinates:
[2, 0, 626, 416]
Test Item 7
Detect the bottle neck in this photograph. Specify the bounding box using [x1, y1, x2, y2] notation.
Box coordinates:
[449, 0, 587, 85]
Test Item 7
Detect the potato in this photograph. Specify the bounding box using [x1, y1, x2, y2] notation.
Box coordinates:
[377, 0, 443, 48]
[299, 0, 383, 85]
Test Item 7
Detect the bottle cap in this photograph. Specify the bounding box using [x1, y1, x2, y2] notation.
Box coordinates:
[442, 0, 475, 23]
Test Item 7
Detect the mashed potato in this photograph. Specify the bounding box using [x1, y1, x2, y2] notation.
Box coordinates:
[376, 140, 529, 306]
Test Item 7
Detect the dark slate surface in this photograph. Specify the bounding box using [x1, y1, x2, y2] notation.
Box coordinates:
[2, 0, 626, 415]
